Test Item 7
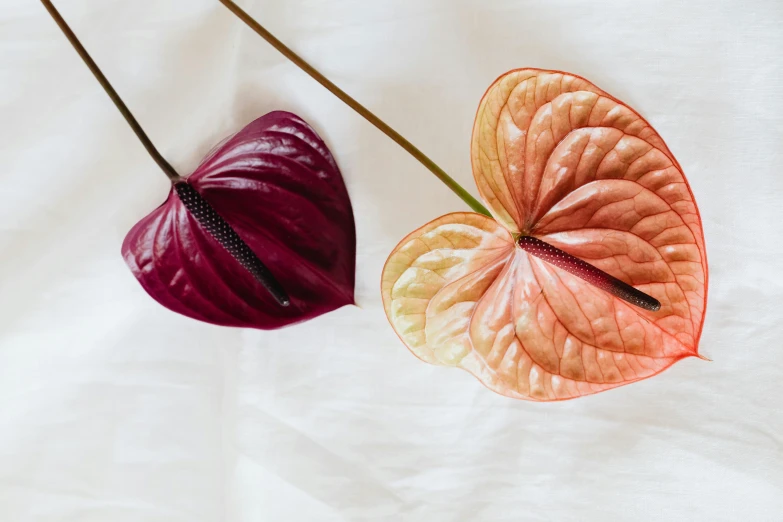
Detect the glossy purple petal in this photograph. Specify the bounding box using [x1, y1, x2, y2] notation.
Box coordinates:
[122, 111, 356, 329]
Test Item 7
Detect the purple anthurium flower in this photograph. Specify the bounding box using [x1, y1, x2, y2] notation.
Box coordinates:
[41, 1, 355, 330]
[123, 112, 356, 329]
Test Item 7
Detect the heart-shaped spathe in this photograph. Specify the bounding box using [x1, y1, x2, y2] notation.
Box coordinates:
[382, 69, 707, 400]
[123, 111, 356, 330]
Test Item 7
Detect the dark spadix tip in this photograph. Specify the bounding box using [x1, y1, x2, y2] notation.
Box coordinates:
[517, 236, 661, 312]
[174, 181, 291, 307]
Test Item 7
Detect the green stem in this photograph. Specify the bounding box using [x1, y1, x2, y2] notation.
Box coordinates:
[40, 0, 181, 183]
[219, 0, 491, 217]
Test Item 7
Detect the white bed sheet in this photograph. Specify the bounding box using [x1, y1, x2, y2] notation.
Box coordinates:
[1, 0, 782, 520]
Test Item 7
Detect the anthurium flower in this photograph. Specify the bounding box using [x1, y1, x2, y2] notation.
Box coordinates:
[382, 70, 708, 400]
[123, 111, 356, 329]
[42, 0, 355, 330]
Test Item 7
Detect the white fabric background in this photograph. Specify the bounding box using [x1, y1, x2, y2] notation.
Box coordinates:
[1, 0, 782, 520]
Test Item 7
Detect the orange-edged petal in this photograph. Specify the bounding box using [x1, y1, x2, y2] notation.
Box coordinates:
[386, 69, 707, 400]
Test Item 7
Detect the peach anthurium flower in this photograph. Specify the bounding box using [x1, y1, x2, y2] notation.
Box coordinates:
[382, 69, 708, 401]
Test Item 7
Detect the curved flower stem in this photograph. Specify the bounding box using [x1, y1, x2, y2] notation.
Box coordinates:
[219, 0, 491, 217]
[40, 0, 181, 183]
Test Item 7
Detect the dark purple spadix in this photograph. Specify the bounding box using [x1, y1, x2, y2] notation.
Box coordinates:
[517, 236, 661, 312]
[173, 181, 290, 307]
